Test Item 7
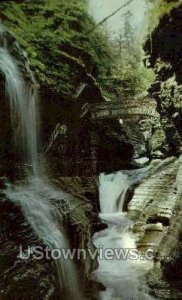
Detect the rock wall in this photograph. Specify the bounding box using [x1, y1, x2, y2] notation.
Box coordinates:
[46, 113, 134, 176]
[141, 6, 182, 296]
[145, 3, 182, 155]
[123, 97, 164, 159]
[128, 156, 182, 299]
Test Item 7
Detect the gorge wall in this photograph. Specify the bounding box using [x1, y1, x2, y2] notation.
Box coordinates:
[145, 1, 182, 156]
[139, 2, 182, 298]
[0, 0, 182, 299]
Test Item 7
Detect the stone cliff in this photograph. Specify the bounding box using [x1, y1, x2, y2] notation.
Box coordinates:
[145, 2, 182, 156]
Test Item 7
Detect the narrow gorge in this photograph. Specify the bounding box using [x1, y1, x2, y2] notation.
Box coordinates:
[0, 1, 182, 300]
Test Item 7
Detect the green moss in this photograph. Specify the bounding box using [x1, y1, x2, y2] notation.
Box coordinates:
[148, 0, 180, 33]
[0, 0, 111, 96]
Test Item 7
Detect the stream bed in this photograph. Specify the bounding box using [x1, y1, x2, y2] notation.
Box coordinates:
[93, 170, 154, 300]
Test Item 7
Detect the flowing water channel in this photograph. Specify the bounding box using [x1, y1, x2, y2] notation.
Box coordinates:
[93, 170, 154, 300]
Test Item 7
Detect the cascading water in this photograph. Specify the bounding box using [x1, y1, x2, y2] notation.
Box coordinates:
[0, 25, 82, 300]
[99, 172, 130, 213]
[93, 170, 154, 300]
[6, 176, 82, 300]
[0, 26, 38, 173]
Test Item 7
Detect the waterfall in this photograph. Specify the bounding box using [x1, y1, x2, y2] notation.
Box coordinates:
[93, 170, 154, 300]
[0, 25, 82, 300]
[99, 172, 129, 213]
[6, 176, 82, 300]
[99, 169, 149, 215]
[0, 26, 38, 173]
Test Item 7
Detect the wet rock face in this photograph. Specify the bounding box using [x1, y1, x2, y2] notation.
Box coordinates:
[96, 119, 134, 173]
[145, 4, 182, 155]
[128, 157, 177, 222]
[47, 116, 134, 176]
[128, 156, 182, 299]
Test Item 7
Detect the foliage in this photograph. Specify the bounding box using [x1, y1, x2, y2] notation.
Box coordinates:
[100, 11, 155, 101]
[104, 0, 179, 102]
[148, 0, 180, 33]
[0, 0, 112, 95]
[102, 46, 155, 101]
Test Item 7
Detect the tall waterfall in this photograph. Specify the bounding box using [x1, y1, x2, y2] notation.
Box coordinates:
[0, 25, 82, 300]
[0, 26, 38, 173]
[93, 170, 154, 300]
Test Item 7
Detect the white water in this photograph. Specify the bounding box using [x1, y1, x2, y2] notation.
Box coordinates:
[5, 176, 82, 300]
[0, 26, 38, 172]
[0, 25, 82, 299]
[99, 172, 130, 213]
[99, 169, 149, 214]
[93, 170, 154, 300]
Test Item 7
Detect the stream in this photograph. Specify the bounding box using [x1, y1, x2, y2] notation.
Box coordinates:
[93, 170, 154, 300]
